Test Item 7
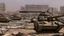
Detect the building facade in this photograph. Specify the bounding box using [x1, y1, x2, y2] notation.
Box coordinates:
[49, 7, 58, 16]
[25, 5, 49, 11]
[59, 6, 64, 15]
[0, 3, 5, 13]
[60, 6, 64, 13]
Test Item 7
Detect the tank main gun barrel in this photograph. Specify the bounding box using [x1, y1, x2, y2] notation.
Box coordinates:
[49, 15, 64, 18]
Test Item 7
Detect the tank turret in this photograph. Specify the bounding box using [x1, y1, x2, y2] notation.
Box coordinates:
[9, 14, 21, 20]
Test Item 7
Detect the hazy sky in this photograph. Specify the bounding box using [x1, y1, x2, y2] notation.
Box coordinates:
[0, 0, 64, 12]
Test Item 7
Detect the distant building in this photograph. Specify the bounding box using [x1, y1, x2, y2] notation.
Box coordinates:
[59, 6, 64, 15]
[0, 3, 5, 13]
[25, 5, 49, 12]
[60, 6, 64, 13]
[49, 7, 58, 16]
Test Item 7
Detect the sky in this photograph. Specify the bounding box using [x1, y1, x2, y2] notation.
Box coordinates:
[0, 0, 64, 12]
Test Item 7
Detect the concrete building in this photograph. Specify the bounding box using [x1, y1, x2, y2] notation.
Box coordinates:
[59, 6, 64, 15]
[60, 6, 64, 14]
[0, 3, 5, 13]
[60, 6, 64, 12]
[25, 5, 49, 11]
[49, 7, 58, 16]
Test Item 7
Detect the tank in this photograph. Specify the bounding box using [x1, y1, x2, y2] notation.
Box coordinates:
[0, 14, 11, 23]
[9, 14, 21, 20]
[32, 12, 64, 33]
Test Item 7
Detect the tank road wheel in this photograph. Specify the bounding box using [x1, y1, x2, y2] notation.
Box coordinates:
[34, 21, 42, 33]
[34, 21, 39, 30]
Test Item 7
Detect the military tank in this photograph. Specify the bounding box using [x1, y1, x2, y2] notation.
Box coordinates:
[32, 11, 64, 33]
[0, 14, 11, 23]
[9, 14, 21, 20]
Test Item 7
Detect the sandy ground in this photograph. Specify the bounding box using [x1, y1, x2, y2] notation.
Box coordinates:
[2, 21, 64, 36]
[3, 26, 64, 36]
[3, 28, 64, 36]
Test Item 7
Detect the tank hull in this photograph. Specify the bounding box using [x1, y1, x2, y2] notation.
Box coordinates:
[34, 21, 63, 33]
[0, 20, 10, 23]
[0, 18, 10, 23]
[11, 18, 21, 20]
[10, 16, 21, 20]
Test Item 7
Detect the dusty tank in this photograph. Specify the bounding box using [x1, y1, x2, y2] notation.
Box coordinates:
[32, 12, 64, 33]
[9, 14, 21, 20]
[0, 14, 11, 23]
